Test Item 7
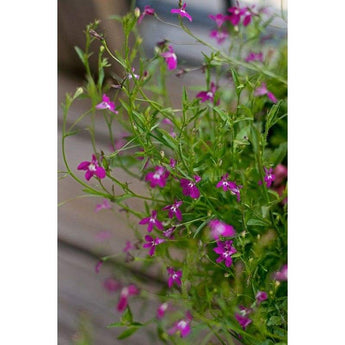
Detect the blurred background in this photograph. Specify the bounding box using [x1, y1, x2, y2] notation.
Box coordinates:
[58, 1, 286, 344]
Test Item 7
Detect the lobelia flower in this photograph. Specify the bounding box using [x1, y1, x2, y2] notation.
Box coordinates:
[209, 219, 236, 240]
[170, 2, 192, 22]
[264, 167, 276, 188]
[77, 154, 106, 181]
[142, 235, 165, 256]
[157, 302, 170, 319]
[127, 67, 139, 80]
[196, 82, 217, 102]
[160, 45, 178, 70]
[163, 200, 183, 222]
[139, 210, 164, 232]
[241, 7, 253, 26]
[235, 312, 252, 330]
[254, 82, 278, 103]
[137, 5, 155, 24]
[170, 158, 176, 169]
[95, 94, 118, 114]
[117, 284, 139, 312]
[245, 51, 264, 63]
[123, 241, 134, 253]
[145, 166, 170, 188]
[210, 30, 228, 44]
[216, 174, 242, 201]
[94, 199, 112, 212]
[167, 267, 182, 288]
[209, 13, 229, 28]
[227, 6, 243, 26]
[274, 264, 288, 281]
[273, 164, 287, 186]
[180, 175, 201, 199]
[163, 226, 176, 239]
[213, 240, 237, 267]
[103, 278, 121, 293]
[168, 311, 193, 338]
[95, 260, 103, 273]
[256, 291, 268, 304]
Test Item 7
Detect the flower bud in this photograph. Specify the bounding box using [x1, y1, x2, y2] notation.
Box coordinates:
[134, 7, 141, 18]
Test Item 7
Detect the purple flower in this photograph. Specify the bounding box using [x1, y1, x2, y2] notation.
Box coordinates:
[264, 167, 276, 188]
[245, 51, 264, 63]
[209, 219, 236, 240]
[256, 291, 268, 304]
[95, 94, 118, 114]
[216, 174, 242, 201]
[235, 312, 252, 330]
[127, 67, 139, 80]
[213, 240, 237, 267]
[139, 210, 164, 232]
[210, 30, 228, 44]
[103, 278, 121, 293]
[94, 199, 112, 212]
[171, 2, 192, 22]
[145, 166, 170, 188]
[163, 200, 183, 222]
[117, 284, 139, 312]
[196, 82, 217, 102]
[160, 45, 178, 70]
[209, 13, 229, 28]
[77, 154, 106, 181]
[163, 226, 176, 239]
[274, 264, 288, 281]
[137, 5, 155, 24]
[168, 312, 192, 338]
[95, 260, 103, 273]
[143, 235, 165, 256]
[167, 267, 182, 288]
[254, 82, 278, 103]
[273, 164, 287, 186]
[123, 241, 134, 253]
[227, 6, 243, 26]
[242, 7, 253, 26]
[180, 175, 201, 199]
[170, 158, 176, 169]
[157, 302, 169, 319]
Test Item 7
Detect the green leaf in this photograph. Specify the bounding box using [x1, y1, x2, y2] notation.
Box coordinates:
[74, 46, 85, 64]
[247, 218, 269, 227]
[267, 316, 284, 326]
[117, 326, 140, 340]
[120, 306, 133, 325]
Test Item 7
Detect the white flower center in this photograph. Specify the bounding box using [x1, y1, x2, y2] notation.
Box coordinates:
[88, 163, 96, 171]
[177, 320, 187, 329]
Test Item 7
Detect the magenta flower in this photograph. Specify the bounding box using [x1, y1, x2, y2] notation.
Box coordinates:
[168, 312, 193, 338]
[196, 82, 217, 103]
[180, 175, 201, 199]
[145, 166, 170, 188]
[123, 241, 134, 253]
[163, 226, 176, 239]
[95, 260, 103, 273]
[210, 30, 228, 44]
[274, 264, 288, 281]
[209, 219, 236, 240]
[273, 164, 287, 186]
[117, 284, 139, 312]
[242, 7, 253, 26]
[245, 51, 264, 63]
[94, 199, 112, 212]
[264, 167, 276, 188]
[95, 94, 118, 114]
[137, 5, 155, 24]
[103, 278, 121, 293]
[167, 267, 182, 288]
[227, 6, 243, 26]
[163, 200, 183, 222]
[170, 158, 176, 169]
[160, 45, 178, 70]
[216, 174, 242, 201]
[77, 154, 106, 181]
[254, 82, 278, 103]
[143, 235, 165, 256]
[139, 210, 164, 232]
[127, 67, 139, 80]
[157, 302, 170, 319]
[235, 312, 252, 330]
[170, 2, 192, 22]
[256, 291, 268, 304]
[213, 240, 237, 267]
[209, 13, 229, 28]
